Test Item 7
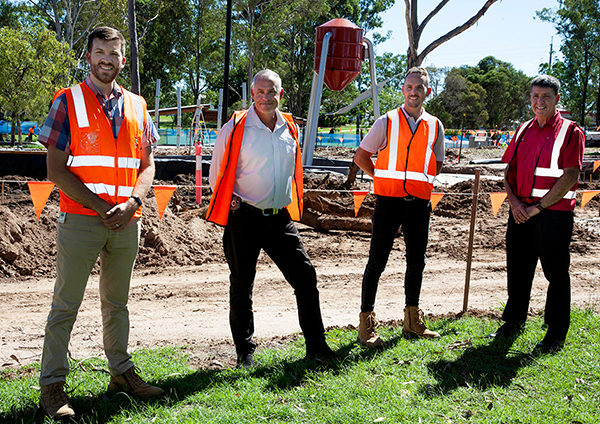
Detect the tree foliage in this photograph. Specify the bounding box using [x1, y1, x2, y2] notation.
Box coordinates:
[538, 0, 600, 127]
[427, 57, 530, 130]
[0, 26, 75, 142]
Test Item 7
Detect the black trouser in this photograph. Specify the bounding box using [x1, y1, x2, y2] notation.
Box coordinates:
[503, 209, 573, 341]
[361, 195, 432, 312]
[223, 206, 327, 356]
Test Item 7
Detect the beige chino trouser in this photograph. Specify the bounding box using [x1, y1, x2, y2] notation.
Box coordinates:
[39, 213, 140, 386]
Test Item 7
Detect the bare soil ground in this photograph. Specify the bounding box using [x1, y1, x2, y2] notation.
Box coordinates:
[1, 147, 599, 371]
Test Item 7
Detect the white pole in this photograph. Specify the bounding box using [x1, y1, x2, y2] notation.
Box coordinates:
[242, 82, 247, 109]
[154, 79, 161, 147]
[217, 89, 223, 129]
[176, 86, 182, 148]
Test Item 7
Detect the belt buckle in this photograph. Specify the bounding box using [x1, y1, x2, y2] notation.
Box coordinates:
[262, 208, 279, 216]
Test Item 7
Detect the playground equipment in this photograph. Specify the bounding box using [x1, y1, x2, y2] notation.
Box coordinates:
[303, 18, 380, 166]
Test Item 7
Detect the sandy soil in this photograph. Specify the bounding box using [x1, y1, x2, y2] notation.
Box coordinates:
[1, 147, 599, 371]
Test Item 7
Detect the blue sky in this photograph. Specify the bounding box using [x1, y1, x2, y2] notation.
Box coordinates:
[372, 0, 562, 76]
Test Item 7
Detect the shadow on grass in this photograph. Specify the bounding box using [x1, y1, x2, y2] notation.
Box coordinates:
[0, 335, 404, 423]
[422, 332, 533, 396]
[253, 334, 405, 391]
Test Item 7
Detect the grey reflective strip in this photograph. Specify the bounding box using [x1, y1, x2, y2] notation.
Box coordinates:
[515, 119, 533, 143]
[68, 155, 114, 167]
[374, 169, 435, 183]
[131, 95, 144, 132]
[531, 188, 576, 200]
[118, 157, 141, 169]
[534, 119, 571, 178]
[117, 186, 134, 197]
[70, 85, 90, 128]
[387, 111, 400, 172]
[84, 182, 116, 196]
[378, 110, 436, 184]
[423, 112, 436, 170]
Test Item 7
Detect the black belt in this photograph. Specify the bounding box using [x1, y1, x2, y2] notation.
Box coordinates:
[241, 202, 281, 216]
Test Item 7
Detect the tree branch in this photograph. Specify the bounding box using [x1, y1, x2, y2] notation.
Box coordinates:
[404, 0, 416, 58]
[416, 0, 451, 41]
[416, 0, 500, 66]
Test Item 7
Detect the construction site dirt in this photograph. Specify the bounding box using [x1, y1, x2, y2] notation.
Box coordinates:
[1, 146, 599, 370]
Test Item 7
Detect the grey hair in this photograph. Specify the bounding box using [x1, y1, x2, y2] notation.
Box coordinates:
[252, 69, 282, 91]
[531, 75, 560, 96]
[405, 67, 430, 88]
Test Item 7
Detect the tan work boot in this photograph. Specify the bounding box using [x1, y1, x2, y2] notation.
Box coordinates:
[403, 306, 440, 339]
[108, 366, 164, 399]
[357, 311, 384, 347]
[40, 381, 75, 419]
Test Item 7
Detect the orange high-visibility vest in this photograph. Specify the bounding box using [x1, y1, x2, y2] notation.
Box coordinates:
[373, 108, 440, 200]
[59, 82, 147, 217]
[206, 110, 303, 226]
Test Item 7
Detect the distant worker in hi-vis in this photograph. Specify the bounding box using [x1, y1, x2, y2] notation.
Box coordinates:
[354, 67, 445, 346]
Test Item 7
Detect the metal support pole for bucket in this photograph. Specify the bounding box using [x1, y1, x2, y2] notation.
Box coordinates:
[302, 31, 332, 167]
[364, 38, 380, 120]
[463, 169, 480, 312]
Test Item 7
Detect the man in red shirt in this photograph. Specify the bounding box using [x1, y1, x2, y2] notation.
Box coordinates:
[490, 75, 584, 353]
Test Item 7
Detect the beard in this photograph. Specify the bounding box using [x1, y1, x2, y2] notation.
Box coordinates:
[90, 62, 120, 84]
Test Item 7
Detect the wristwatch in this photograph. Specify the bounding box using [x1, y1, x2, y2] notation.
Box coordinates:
[131, 196, 143, 207]
[534, 201, 544, 212]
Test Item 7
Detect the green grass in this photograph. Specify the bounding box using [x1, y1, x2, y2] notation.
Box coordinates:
[2, 309, 599, 423]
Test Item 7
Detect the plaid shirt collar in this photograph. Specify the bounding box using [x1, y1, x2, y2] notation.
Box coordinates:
[84, 75, 123, 103]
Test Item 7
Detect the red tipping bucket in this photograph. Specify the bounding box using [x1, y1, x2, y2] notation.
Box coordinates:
[314, 19, 364, 91]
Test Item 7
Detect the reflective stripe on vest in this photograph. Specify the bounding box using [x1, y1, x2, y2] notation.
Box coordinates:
[531, 118, 574, 201]
[59, 82, 146, 216]
[71, 84, 145, 132]
[66, 155, 141, 169]
[531, 188, 576, 199]
[373, 109, 438, 199]
[533, 119, 570, 178]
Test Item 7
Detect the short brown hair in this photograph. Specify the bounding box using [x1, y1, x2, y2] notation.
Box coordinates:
[87, 26, 126, 56]
[405, 67, 430, 88]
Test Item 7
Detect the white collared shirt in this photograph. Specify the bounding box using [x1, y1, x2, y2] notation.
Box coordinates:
[209, 104, 297, 210]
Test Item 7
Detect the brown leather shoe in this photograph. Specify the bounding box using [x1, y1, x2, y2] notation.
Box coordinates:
[40, 381, 75, 419]
[108, 366, 164, 399]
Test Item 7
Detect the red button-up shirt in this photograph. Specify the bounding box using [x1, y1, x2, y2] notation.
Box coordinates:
[502, 111, 584, 211]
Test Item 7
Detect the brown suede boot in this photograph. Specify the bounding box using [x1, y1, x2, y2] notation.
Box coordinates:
[357, 311, 384, 347]
[108, 366, 164, 399]
[40, 381, 76, 419]
[403, 306, 440, 339]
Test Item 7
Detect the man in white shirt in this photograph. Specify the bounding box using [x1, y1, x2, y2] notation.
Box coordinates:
[208, 69, 336, 368]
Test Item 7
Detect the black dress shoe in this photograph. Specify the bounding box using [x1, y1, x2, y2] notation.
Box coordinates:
[306, 344, 338, 360]
[487, 321, 524, 338]
[236, 353, 255, 369]
[534, 339, 564, 353]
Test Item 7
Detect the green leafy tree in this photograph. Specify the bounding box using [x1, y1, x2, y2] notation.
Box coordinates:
[462, 56, 530, 129]
[138, 0, 225, 106]
[0, 26, 75, 145]
[538, 0, 600, 127]
[426, 68, 488, 129]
